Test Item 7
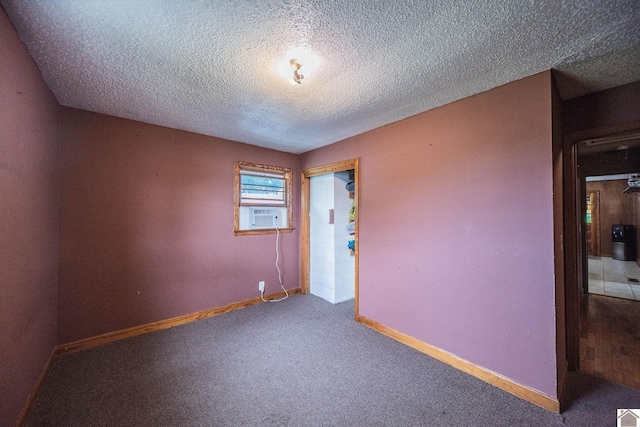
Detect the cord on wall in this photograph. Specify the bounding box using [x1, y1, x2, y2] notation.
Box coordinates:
[261, 225, 289, 303]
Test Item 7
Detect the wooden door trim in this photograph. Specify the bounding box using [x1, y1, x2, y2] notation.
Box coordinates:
[586, 190, 600, 257]
[301, 158, 360, 318]
[564, 120, 640, 371]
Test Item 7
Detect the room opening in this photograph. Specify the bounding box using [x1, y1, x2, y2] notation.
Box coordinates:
[301, 159, 360, 318]
[308, 169, 356, 305]
[567, 132, 640, 391]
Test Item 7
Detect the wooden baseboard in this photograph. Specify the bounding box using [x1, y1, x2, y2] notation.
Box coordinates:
[16, 347, 57, 426]
[56, 288, 300, 356]
[356, 315, 560, 413]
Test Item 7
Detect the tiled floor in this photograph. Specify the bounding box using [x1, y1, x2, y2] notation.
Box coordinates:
[588, 256, 640, 301]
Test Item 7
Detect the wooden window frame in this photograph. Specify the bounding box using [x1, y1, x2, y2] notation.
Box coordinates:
[234, 161, 294, 236]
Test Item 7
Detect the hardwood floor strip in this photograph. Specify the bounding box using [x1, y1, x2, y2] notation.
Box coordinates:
[357, 314, 560, 413]
[56, 288, 301, 356]
[580, 294, 640, 390]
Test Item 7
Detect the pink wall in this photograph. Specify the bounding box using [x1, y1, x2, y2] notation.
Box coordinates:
[0, 9, 60, 424]
[301, 72, 559, 397]
[58, 108, 300, 343]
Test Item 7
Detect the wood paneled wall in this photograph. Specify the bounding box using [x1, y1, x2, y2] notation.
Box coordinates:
[585, 180, 634, 257]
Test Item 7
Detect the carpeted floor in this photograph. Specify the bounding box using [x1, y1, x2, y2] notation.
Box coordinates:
[24, 294, 640, 426]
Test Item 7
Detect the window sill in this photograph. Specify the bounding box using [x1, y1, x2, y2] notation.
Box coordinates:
[234, 228, 295, 236]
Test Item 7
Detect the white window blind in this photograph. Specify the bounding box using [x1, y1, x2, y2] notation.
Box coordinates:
[240, 169, 286, 206]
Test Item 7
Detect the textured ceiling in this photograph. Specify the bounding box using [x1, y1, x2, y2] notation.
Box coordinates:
[2, 1, 640, 153]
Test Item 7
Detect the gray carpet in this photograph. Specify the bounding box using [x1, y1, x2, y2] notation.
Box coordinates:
[24, 294, 640, 426]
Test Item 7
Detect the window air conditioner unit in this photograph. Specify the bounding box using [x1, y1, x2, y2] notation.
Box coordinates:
[250, 208, 278, 229]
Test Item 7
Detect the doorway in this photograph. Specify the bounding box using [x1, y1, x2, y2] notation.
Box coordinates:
[564, 124, 640, 391]
[585, 175, 638, 301]
[301, 159, 359, 318]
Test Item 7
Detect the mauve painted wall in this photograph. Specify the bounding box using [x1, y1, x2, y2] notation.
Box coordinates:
[562, 80, 640, 134]
[59, 108, 300, 343]
[301, 72, 558, 397]
[0, 9, 59, 425]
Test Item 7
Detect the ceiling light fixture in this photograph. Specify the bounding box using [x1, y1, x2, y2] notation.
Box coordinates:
[290, 59, 303, 84]
[274, 49, 319, 85]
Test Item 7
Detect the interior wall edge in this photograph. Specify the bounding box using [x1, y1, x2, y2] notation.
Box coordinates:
[551, 70, 567, 401]
[557, 359, 569, 411]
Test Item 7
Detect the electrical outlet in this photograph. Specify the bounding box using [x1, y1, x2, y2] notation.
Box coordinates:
[258, 281, 265, 292]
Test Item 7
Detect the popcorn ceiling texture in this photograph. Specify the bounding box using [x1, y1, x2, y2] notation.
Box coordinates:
[2, 0, 639, 153]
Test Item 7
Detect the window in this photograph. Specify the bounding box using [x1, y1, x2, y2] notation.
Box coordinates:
[240, 169, 285, 206]
[234, 161, 293, 235]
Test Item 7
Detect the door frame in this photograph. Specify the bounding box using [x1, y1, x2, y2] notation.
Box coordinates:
[564, 120, 640, 371]
[301, 158, 360, 318]
[585, 190, 600, 257]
